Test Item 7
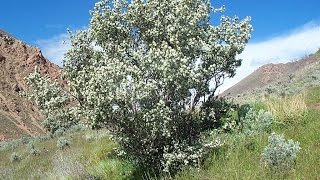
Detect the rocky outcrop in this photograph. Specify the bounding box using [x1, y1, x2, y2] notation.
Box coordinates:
[0, 29, 63, 140]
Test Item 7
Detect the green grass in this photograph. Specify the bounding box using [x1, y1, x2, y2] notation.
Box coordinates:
[0, 130, 116, 179]
[1, 87, 320, 179]
[175, 108, 320, 180]
[305, 86, 320, 106]
[176, 136, 270, 180]
[0, 137, 55, 179]
[175, 87, 320, 179]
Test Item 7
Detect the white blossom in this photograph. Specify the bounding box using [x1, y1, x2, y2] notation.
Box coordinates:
[27, 0, 252, 173]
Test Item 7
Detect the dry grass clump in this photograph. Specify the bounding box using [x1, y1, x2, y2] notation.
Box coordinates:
[264, 94, 307, 125]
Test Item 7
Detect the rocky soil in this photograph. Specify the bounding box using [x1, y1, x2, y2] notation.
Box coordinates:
[0, 29, 63, 140]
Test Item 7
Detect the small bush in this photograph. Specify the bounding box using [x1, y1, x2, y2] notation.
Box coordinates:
[241, 108, 273, 136]
[0, 141, 9, 150]
[30, 148, 41, 156]
[20, 136, 32, 145]
[57, 137, 70, 150]
[10, 152, 21, 162]
[0, 140, 20, 150]
[27, 142, 41, 156]
[261, 133, 301, 172]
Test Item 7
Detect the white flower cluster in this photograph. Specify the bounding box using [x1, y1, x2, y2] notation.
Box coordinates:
[28, 0, 252, 173]
[25, 68, 78, 134]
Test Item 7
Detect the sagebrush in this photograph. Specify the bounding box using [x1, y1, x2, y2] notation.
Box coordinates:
[261, 132, 301, 172]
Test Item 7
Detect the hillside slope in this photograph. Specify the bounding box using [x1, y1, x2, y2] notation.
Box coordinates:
[222, 52, 320, 97]
[0, 29, 63, 140]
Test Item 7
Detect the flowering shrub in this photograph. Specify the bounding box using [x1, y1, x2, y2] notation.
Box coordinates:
[261, 133, 301, 172]
[25, 69, 79, 134]
[27, 0, 252, 174]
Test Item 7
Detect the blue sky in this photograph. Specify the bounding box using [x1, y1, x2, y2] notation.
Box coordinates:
[1, 0, 319, 43]
[0, 0, 96, 44]
[1, 0, 320, 91]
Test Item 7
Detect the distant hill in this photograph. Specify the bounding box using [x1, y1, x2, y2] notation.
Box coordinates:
[221, 51, 320, 97]
[0, 29, 63, 140]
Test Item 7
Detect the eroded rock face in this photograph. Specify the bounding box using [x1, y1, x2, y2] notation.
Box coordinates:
[0, 29, 64, 140]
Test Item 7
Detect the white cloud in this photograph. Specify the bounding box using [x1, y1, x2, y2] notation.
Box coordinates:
[36, 22, 320, 93]
[35, 33, 71, 67]
[218, 23, 320, 93]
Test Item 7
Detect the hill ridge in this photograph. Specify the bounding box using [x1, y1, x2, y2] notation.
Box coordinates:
[0, 29, 63, 140]
[222, 53, 320, 97]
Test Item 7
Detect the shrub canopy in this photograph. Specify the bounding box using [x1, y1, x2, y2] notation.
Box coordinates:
[27, 0, 252, 173]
